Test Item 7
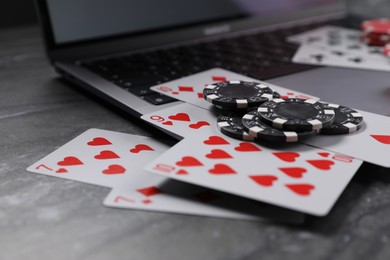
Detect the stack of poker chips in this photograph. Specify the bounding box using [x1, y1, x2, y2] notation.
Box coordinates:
[203, 80, 364, 143]
[361, 18, 390, 46]
[360, 18, 390, 58]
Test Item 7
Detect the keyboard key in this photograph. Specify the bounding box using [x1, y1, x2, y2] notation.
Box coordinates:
[126, 85, 155, 96]
[143, 93, 177, 105]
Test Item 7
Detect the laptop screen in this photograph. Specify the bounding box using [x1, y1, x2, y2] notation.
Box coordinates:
[46, 0, 340, 45]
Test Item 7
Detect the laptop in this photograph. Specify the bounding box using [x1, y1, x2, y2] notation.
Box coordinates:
[34, 0, 390, 123]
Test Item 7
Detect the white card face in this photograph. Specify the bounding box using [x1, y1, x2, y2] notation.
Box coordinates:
[288, 25, 383, 57]
[143, 102, 390, 168]
[292, 44, 390, 72]
[145, 128, 363, 216]
[104, 180, 304, 223]
[304, 110, 390, 168]
[27, 129, 170, 188]
[287, 26, 336, 44]
[27, 128, 303, 222]
[150, 68, 318, 110]
[141, 103, 216, 139]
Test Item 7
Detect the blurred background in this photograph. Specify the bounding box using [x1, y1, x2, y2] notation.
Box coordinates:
[346, 0, 390, 19]
[0, 0, 389, 29]
[0, 0, 37, 29]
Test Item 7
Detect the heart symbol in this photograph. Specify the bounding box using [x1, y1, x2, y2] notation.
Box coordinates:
[206, 149, 233, 159]
[102, 164, 126, 174]
[307, 160, 335, 170]
[142, 199, 153, 204]
[317, 152, 330, 158]
[370, 135, 390, 144]
[279, 167, 307, 178]
[176, 169, 188, 175]
[137, 186, 160, 196]
[234, 142, 261, 152]
[178, 86, 194, 92]
[209, 164, 236, 174]
[203, 136, 230, 145]
[87, 137, 112, 146]
[57, 156, 83, 166]
[189, 121, 210, 129]
[176, 156, 203, 167]
[250, 175, 278, 187]
[212, 76, 227, 81]
[272, 152, 300, 162]
[285, 184, 315, 196]
[56, 168, 68, 173]
[168, 113, 191, 121]
[130, 144, 154, 153]
[162, 121, 173, 126]
[94, 150, 120, 159]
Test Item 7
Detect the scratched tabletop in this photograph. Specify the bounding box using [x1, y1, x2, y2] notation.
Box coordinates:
[1, 25, 390, 260]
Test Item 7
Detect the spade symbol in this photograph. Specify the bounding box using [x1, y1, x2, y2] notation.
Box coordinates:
[328, 40, 341, 46]
[332, 51, 345, 56]
[347, 34, 359, 40]
[347, 44, 361, 50]
[311, 54, 324, 63]
[307, 36, 321, 43]
[369, 48, 382, 54]
[349, 57, 363, 63]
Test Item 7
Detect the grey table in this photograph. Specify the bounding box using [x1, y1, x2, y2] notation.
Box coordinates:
[1, 25, 390, 260]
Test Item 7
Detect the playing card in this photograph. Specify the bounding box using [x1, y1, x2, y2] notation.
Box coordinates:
[304, 109, 390, 168]
[288, 26, 335, 45]
[28, 128, 304, 222]
[27, 128, 169, 188]
[288, 25, 383, 57]
[150, 68, 319, 110]
[104, 180, 305, 223]
[292, 43, 390, 72]
[141, 103, 216, 139]
[145, 128, 363, 216]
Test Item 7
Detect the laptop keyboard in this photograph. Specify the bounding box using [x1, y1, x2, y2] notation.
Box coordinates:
[81, 21, 327, 105]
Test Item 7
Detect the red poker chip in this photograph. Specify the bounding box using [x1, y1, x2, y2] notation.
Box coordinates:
[360, 35, 389, 46]
[361, 31, 390, 42]
[361, 19, 390, 34]
[383, 43, 390, 57]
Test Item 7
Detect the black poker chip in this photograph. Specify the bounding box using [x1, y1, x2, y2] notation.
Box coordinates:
[214, 104, 259, 113]
[217, 113, 256, 141]
[272, 91, 282, 99]
[318, 103, 364, 135]
[241, 110, 317, 142]
[257, 98, 335, 131]
[203, 80, 273, 109]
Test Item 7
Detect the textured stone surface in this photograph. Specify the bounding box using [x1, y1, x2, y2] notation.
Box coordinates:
[1, 26, 390, 260]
